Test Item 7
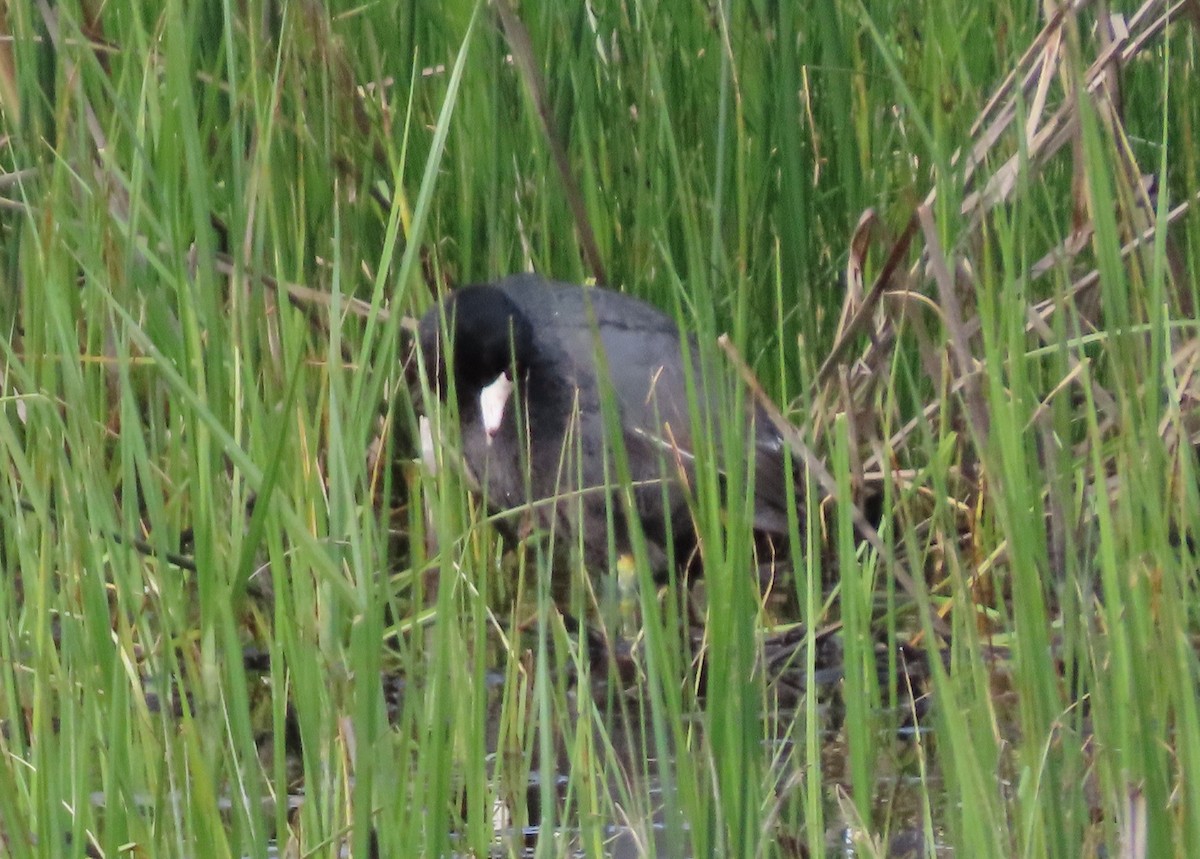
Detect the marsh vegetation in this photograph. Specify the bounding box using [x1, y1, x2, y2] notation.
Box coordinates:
[1, 1, 1198, 856]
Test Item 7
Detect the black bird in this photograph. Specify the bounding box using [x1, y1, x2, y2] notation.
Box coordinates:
[417, 274, 799, 577]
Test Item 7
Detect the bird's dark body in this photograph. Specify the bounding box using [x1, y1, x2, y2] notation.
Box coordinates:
[418, 274, 796, 575]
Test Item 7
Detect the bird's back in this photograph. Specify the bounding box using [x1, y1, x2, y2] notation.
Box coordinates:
[493, 275, 796, 541]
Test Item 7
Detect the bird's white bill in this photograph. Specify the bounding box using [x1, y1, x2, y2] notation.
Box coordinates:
[479, 372, 513, 445]
[418, 415, 437, 473]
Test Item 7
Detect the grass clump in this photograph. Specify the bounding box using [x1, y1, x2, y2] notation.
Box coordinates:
[1, 1, 1199, 857]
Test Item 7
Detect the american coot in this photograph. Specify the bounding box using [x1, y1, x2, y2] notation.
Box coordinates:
[417, 274, 799, 576]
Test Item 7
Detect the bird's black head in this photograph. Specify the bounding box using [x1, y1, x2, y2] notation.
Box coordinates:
[418, 284, 537, 402]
